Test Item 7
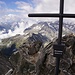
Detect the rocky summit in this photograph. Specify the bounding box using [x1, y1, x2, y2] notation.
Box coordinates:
[0, 34, 75, 75]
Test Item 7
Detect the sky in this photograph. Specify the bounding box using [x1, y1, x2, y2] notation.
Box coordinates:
[1, 0, 75, 19]
[0, 0, 60, 23]
[0, 0, 75, 39]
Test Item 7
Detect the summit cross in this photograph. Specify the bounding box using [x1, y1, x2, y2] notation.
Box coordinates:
[28, 0, 75, 75]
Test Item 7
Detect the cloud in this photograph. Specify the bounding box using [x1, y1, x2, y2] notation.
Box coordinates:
[0, 19, 37, 39]
[1, 0, 75, 17]
[0, 1, 6, 5]
[15, 0, 60, 13]
[13, 0, 60, 21]
[0, 1, 7, 16]
[34, 0, 59, 13]
[0, 0, 75, 39]
[33, 0, 75, 13]
[64, 0, 75, 13]
[15, 1, 34, 13]
[1, 0, 75, 19]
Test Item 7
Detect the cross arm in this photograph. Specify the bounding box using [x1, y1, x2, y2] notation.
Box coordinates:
[28, 13, 75, 18]
[28, 13, 59, 17]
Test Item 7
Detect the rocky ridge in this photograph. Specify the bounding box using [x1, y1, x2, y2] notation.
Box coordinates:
[0, 34, 75, 75]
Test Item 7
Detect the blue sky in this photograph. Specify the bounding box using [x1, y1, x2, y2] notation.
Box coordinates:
[1, 0, 33, 9]
[0, 0, 75, 19]
[0, 0, 75, 39]
[0, 0, 75, 24]
[0, 0, 34, 17]
[1, 0, 32, 4]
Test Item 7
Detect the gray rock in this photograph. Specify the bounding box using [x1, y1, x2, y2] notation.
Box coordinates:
[0, 53, 13, 75]
[0, 34, 75, 75]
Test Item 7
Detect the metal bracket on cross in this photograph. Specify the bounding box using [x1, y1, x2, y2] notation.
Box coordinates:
[28, 0, 75, 75]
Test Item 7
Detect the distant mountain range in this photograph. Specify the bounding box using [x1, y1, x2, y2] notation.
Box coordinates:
[24, 21, 75, 41]
[0, 20, 75, 40]
[0, 20, 75, 75]
[0, 26, 4, 31]
[0, 20, 75, 51]
[0, 21, 19, 33]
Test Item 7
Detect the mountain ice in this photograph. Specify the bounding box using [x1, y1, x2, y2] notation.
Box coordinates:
[0, 20, 75, 40]
[0, 18, 36, 39]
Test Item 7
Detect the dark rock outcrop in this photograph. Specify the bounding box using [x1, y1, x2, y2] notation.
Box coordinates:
[0, 34, 75, 75]
[1, 43, 16, 57]
[0, 53, 13, 75]
[10, 35, 44, 75]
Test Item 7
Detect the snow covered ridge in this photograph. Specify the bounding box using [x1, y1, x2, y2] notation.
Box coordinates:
[24, 21, 75, 38]
[0, 19, 36, 39]
[0, 20, 75, 40]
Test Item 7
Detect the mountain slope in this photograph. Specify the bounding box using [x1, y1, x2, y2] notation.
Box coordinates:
[0, 20, 75, 40]
[24, 21, 75, 42]
[0, 34, 75, 75]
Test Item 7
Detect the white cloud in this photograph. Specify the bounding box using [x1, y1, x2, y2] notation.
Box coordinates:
[64, 0, 75, 13]
[15, 1, 34, 13]
[15, 0, 60, 13]
[0, 0, 75, 39]
[0, 1, 6, 5]
[1, 0, 75, 17]
[0, 1, 7, 16]
[0, 13, 37, 39]
[34, 0, 59, 13]
[33, 0, 75, 13]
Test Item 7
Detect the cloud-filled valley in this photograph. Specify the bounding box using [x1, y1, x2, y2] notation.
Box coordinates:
[0, 0, 75, 40]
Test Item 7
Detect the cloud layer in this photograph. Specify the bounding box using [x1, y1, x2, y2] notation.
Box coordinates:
[0, 0, 75, 39]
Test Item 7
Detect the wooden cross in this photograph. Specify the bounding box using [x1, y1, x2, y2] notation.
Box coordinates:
[28, 0, 75, 75]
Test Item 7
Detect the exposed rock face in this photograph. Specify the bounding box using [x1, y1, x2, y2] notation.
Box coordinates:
[0, 34, 75, 75]
[0, 53, 13, 75]
[10, 33, 45, 75]
[60, 34, 75, 75]
[1, 43, 16, 57]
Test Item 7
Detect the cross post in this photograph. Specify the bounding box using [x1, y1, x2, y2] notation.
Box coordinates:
[28, 0, 75, 75]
